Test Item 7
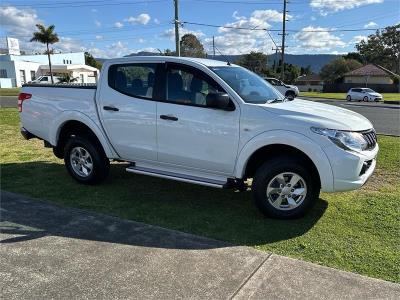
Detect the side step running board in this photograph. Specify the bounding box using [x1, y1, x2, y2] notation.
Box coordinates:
[126, 166, 228, 189]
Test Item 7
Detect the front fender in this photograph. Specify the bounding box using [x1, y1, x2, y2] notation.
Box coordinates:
[49, 110, 117, 158]
[234, 130, 334, 192]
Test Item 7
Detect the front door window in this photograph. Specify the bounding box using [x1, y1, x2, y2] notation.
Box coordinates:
[166, 65, 223, 107]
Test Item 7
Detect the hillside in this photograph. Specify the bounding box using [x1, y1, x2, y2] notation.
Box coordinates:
[97, 52, 341, 73]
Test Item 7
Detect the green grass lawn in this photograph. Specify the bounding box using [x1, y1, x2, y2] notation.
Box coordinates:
[299, 92, 400, 101]
[0, 88, 20, 96]
[1, 108, 399, 283]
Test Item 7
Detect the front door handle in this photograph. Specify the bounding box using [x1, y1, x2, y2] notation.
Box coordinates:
[103, 105, 119, 111]
[160, 115, 178, 121]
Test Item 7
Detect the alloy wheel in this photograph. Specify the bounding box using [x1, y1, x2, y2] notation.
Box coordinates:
[266, 172, 307, 211]
[70, 146, 93, 177]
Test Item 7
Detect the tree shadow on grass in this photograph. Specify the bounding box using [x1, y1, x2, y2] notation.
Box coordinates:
[1, 161, 328, 250]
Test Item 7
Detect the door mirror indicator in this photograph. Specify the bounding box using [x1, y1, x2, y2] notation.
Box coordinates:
[206, 93, 233, 111]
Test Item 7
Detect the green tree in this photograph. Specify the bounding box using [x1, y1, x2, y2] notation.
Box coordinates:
[320, 58, 362, 83]
[343, 52, 365, 64]
[235, 52, 269, 74]
[300, 65, 312, 76]
[58, 73, 78, 83]
[30, 24, 59, 84]
[180, 34, 206, 58]
[235, 52, 300, 83]
[276, 63, 301, 84]
[160, 48, 175, 56]
[356, 24, 400, 73]
[84, 52, 102, 70]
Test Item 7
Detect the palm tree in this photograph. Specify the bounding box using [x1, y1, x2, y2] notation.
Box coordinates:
[30, 24, 59, 84]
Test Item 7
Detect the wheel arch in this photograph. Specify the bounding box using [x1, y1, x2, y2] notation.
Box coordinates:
[234, 130, 334, 192]
[50, 111, 116, 159]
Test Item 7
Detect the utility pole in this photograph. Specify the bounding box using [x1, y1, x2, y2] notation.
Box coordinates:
[174, 0, 180, 56]
[280, 0, 288, 81]
[212, 36, 216, 58]
[272, 46, 280, 73]
[265, 29, 279, 74]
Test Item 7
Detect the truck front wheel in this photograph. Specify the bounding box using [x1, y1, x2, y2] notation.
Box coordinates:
[252, 156, 319, 219]
[64, 136, 109, 185]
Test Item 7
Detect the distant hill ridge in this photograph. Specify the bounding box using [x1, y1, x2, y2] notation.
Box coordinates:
[97, 52, 341, 72]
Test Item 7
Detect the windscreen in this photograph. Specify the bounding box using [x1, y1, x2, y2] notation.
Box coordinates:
[210, 66, 284, 104]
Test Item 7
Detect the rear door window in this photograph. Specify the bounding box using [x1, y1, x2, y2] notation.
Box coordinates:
[108, 63, 159, 99]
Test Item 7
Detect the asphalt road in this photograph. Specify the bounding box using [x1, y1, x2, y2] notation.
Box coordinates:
[300, 97, 400, 136]
[1, 95, 399, 135]
[0, 96, 17, 108]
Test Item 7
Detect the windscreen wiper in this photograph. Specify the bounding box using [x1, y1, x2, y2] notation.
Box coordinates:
[266, 97, 287, 104]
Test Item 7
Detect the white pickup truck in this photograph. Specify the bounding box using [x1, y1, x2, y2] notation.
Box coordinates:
[19, 57, 378, 219]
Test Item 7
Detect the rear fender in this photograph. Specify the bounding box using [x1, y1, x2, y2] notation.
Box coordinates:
[49, 110, 117, 158]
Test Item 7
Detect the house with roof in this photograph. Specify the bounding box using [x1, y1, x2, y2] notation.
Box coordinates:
[0, 38, 99, 88]
[343, 64, 397, 85]
[295, 74, 324, 92]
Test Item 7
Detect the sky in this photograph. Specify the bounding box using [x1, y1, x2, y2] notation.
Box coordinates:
[0, 0, 399, 58]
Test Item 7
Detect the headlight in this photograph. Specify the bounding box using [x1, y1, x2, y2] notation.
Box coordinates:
[311, 127, 368, 152]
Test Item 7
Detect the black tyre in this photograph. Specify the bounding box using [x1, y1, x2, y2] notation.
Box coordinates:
[285, 91, 296, 100]
[346, 95, 351, 101]
[252, 156, 320, 219]
[363, 96, 369, 102]
[64, 135, 109, 184]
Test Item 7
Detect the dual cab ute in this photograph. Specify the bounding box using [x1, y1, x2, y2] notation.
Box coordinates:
[19, 57, 378, 219]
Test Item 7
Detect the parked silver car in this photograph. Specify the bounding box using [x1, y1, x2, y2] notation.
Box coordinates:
[346, 88, 382, 102]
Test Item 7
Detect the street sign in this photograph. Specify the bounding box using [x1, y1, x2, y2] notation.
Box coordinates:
[6, 37, 20, 55]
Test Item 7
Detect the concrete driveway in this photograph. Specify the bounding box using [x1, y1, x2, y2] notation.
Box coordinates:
[1, 191, 399, 299]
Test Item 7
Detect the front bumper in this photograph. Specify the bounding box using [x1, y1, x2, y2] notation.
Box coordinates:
[323, 143, 379, 192]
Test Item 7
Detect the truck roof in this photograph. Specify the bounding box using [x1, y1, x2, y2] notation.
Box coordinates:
[104, 56, 235, 67]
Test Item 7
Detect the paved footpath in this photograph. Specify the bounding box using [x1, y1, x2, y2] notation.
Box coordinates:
[0, 96, 17, 108]
[1, 191, 399, 299]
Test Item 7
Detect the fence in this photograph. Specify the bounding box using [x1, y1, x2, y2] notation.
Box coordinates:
[323, 83, 400, 93]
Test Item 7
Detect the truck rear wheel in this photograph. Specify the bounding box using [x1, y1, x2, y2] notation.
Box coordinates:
[64, 135, 109, 185]
[252, 156, 319, 219]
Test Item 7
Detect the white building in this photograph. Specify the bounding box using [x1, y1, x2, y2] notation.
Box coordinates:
[0, 51, 99, 87]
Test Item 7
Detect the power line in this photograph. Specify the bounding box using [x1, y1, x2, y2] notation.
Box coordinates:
[0, 22, 171, 39]
[181, 21, 384, 33]
[5, 0, 168, 8]
[185, 0, 287, 4]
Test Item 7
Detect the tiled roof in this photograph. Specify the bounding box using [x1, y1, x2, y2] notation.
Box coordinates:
[345, 64, 396, 77]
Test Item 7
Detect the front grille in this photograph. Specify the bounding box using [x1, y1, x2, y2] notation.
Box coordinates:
[362, 129, 377, 150]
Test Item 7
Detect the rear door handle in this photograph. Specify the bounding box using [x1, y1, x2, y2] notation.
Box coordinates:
[160, 114, 178, 121]
[103, 105, 119, 111]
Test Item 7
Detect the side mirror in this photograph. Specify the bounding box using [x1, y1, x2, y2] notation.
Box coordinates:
[206, 93, 233, 111]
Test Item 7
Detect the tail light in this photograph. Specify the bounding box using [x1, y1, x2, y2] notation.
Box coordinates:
[18, 93, 32, 112]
